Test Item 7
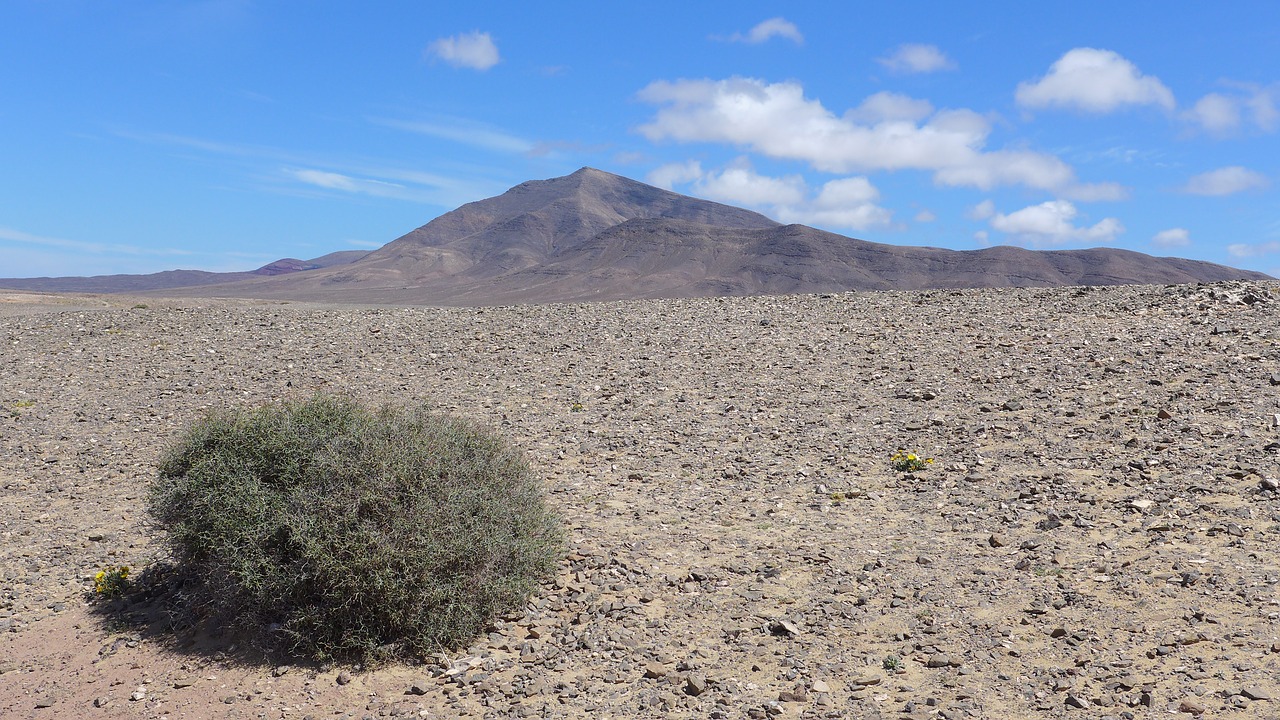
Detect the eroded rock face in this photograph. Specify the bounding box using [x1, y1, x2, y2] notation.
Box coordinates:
[2, 280, 1278, 718]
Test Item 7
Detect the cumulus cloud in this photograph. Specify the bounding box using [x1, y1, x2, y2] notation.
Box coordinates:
[983, 199, 1124, 247]
[877, 44, 955, 74]
[1181, 166, 1269, 196]
[1185, 93, 1241, 135]
[914, 209, 937, 223]
[726, 17, 804, 45]
[646, 160, 704, 190]
[1227, 241, 1280, 258]
[845, 91, 935, 123]
[1184, 84, 1280, 136]
[651, 160, 892, 232]
[1016, 48, 1174, 113]
[637, 76, 1110, 196]
[1151, 228, 1190, 248]
[426, 31, 500, 71]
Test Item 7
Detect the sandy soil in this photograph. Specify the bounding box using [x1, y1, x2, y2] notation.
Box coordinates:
[2, 282, 1279, 719]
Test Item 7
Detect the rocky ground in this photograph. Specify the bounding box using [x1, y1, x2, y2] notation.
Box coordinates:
[2, 281, 1279, 719]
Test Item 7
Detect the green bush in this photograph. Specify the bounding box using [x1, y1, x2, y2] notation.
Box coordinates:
[147, 394, 563, 663]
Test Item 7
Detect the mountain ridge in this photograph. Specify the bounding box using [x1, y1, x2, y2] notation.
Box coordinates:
[0, 168, 1269, 303]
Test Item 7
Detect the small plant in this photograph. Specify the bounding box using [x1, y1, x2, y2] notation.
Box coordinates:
[148, 394, 563, 664]
[132, 303, 149, 309]
[570, 401, 585, 412]
[883, 654, 903, 671]
[94, 565, 131, 597]
[829, 491, 847, 503]
[890, 449, 933, 473]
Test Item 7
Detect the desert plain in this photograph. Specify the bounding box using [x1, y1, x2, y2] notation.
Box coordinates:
[2, 281, 1279, 719]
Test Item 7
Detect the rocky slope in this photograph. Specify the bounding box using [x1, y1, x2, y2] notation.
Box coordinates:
[1, 281, 1279, 719]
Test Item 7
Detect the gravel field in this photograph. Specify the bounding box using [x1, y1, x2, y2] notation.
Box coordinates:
[2, 282, 1279, 719]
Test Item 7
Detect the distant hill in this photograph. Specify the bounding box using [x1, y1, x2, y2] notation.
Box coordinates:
[0, 250, 368, 294]
[0, 168, 1269, 304]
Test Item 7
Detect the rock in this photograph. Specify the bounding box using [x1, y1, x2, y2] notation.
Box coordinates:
[129, 688, 146, 701]
[926, 653, 952, 668]
[34, 697, 55, 708]
[1064, 693, 1088, 709]
[93, 696, 109, 708]
[408, 683, 430, 696]
[1241, 687, 1271, 701]
[172, 677, 195, 688]
[1178, 698, 1207, 714]
[778, 686, 808, 702]
[771, 619, 802, 636]
[1003, 400, 1023, 411]
[811, 679, 831, 693]
[643, 662, 668, 679]
[988, 533, 1007, 547]
[685, 674, 708, 696]
[336, 670, 353, 685]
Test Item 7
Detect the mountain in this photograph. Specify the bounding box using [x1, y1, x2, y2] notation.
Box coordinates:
[1, 168, 1269, 303]
[0, 250, 369, 294]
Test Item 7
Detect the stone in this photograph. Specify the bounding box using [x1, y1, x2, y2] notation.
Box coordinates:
[1241, 687, 1271, 701]
[1064, 693, 1088, 709]
[771, 619, 802, 636]
[643, 662, 668, 679]
[685, 674, 708, 696]
[1178, 698, 1207, 714]
[988, 533, 1007, 548]
[926, 654, 952, 668]
[336, 670, 353, 685]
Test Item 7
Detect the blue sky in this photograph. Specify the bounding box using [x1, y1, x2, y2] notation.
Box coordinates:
[3, 1, 1278, 278]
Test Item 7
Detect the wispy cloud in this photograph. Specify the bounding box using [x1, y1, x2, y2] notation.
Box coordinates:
[425, 31, 500, 71]
[372, 117, 535, 154]
[1227, 241, 1280, 258]
[876, 44, 955, 74]
[723, 17, 804, 45]
[1181, 166, 1269, 196]
[0, 225, 191, 258]
[117, 128, 507, 208]
[1151, 228, 1190, 248]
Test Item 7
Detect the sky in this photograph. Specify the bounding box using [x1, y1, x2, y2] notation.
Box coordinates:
[2, 1, 1279, 278]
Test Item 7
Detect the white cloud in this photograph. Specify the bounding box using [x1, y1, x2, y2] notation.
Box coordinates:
[646, 160, 704, 189]
[660, 160, 892, 232]
[372, 117, 534, 153]
[285, 168, 425, 201]
[637, 76, 1106, 195]
[968, 199, 995, 220]
[914, 209, 937, 223]
[877, 44, 955, 74]
[845, 91, 934, 123]
[727, 17, 803, 45]
[1151, 228, 1190, 248]
[0, 225, 190, 258]
[1184, 84, 1280, 136]
[1016, 48, 1174, 113]
[1181, 166, 1269, 196]
[1185, 93, 1241, 135]
[1227, 241, 1280, 258]
[984, 199, 1124, 247]
[696, 162, 807, 206]
[426, 31, 500, 71]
